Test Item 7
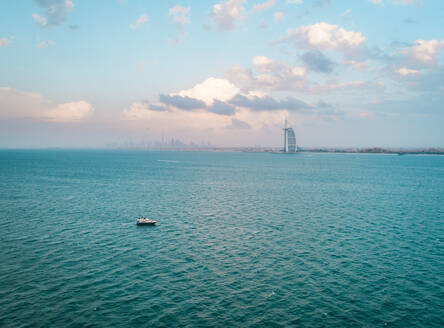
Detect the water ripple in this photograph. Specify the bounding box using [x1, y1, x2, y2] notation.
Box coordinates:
[0, 150, 443, 327]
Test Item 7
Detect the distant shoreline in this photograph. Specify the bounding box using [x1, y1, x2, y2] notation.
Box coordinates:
[1, 147, 443, 155]
[113, 146, 444, 155]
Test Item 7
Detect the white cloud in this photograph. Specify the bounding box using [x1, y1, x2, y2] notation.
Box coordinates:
[176, 78, 240, 105]
[371, 0, 383, 4]
[37, 40, 55, 48]
[286, 0, 302, 4]
[0, 87, 92, 122]
[252, 0, 275, 12]
[46, 101, 93, 122]
[211, 0, 246, 31]
[226, 56, 307, 92]
[406, 39, 444, 63]
[32, 0, 74, 27]
[397, 67, 419, 76]
[274, 12, 284, 22]
[280, 22, 365, 51]
[130, 13, 148, 29]
[169, 5, 190, 30]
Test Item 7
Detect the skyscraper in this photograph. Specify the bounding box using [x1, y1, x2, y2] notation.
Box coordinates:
[283, 119, 297, 153]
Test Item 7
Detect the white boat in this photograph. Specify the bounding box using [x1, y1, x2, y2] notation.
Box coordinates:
[136, 217, 157, 226]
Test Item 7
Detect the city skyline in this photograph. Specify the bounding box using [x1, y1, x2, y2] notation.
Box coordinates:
[1, 0, 443, 148]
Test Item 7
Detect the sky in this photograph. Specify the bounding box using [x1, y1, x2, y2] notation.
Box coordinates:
[0, 0, 443, 148]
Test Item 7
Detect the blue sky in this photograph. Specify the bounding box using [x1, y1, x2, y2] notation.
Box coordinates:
[0, 0, 443, 148]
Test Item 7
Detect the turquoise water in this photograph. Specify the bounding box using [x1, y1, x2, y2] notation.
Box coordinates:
[0, 150, 443, 327]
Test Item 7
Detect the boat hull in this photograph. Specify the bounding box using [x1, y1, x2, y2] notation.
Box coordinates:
[136, 222, 156, 226]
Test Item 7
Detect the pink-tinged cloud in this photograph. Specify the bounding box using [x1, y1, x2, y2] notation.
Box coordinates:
[130, 14, 148, 29]
[0, 87, 92, 122]
[397, 67, 419, 76]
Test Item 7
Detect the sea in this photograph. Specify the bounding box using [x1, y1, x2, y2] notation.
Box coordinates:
[0, 150, 443, 327]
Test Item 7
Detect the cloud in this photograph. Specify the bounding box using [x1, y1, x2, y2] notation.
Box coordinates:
[227, 118, 251, 129]
[274, 12, 284, 22]
[32, 13, 48, 26]
[229, 94, 312, 111]
[169, 5, 190, 31]
[252, 0, 275, 12]
[208, 100, 236, 115]
[121, 76, 355, 140]
[159, 94, 206, 110]
[36, 40, 55, 48]
[279, 22, 365, 51]
[124, 97, 236, 126]
[397, 67, 419, 76]
[157, 81, 237, 116]
[286, 0, 302, 4]
[0, 87, 49, 120]
[300, 50, 334, 73]
[211, 0, 246, 31]
[0, 87, 92, 122]
[147, 104, 168, 112]
[343, 60, 369, 70]
[403, 39, 444, 64]
[123, 102, 167, 120]
[175, 77, 240, 105]
[130, 13, 148, 29]
[0, 38, 11, 47]
[46, 101, 93, 122]
[226, 56, 307, 92]
[32, 0, 74, 27]
[128, 78, 239, 118]
[123, 75, 312, 132]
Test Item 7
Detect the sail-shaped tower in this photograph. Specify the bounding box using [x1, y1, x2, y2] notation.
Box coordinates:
[283, 119, 297, 153]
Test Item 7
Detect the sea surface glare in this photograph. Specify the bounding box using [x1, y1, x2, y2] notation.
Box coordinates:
[0, 150, 443, 327]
